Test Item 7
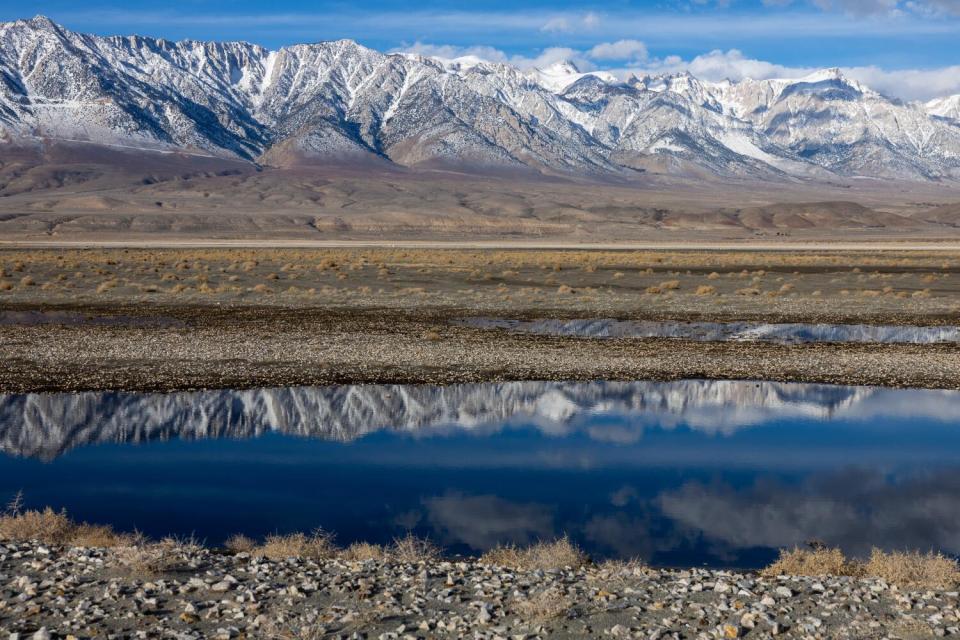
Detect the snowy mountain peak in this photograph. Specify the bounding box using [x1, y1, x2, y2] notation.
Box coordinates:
[0, 18, 959, 182]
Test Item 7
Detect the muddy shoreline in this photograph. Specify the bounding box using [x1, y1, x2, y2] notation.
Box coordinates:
[1, 303, 959, 393]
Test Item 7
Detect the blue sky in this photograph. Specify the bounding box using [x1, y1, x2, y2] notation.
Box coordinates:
[5, 0, 960, 99]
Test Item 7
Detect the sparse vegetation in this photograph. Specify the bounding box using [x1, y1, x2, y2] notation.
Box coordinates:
[480, 537, 588, 570]
[255, 530, 338, 561]
[389, 533, 440, 564]
[762, 545, 960, 588]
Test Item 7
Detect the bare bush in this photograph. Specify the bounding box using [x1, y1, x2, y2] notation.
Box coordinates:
[389, 533, 440, 564]
[480, 537, 588, 570]
[865, 549, 960, 588]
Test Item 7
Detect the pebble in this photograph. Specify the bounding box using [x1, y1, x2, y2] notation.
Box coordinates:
[0, 541, 951, 638]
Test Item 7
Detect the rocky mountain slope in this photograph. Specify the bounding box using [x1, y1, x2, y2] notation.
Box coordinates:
[2, 16, 960, 183]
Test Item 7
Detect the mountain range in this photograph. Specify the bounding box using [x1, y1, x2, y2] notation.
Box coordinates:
[0, 380, 887, 459]
[2, 16, 960, 184]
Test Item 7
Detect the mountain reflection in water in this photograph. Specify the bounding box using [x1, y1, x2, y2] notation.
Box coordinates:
[0, 380, 958, 568]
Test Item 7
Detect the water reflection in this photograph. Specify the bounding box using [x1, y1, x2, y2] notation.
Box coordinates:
[2, 380, 958, 460]
[458, 317, 960, 344]
[0, 380, 958, 568]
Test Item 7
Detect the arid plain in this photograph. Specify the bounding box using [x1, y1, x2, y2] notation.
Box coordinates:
[2, 246, 959, 392]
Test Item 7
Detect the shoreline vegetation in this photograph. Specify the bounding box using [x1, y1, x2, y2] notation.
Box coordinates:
[2, 504, 957, 588]
[1, 505, 959, 638]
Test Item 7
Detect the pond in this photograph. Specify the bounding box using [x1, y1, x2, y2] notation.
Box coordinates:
[1, 380, 958, 569]
[456, 317, 960, 344]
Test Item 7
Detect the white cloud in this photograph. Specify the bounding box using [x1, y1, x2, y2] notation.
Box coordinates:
[631, 48, 960, 101]
[394, 42, 594, 71]
[587, 39, 649, 62]
[397, 42, 960, 102]
[539, 16, 571, 33]
[582, 11, 602, 28]
[398, 41, 509, 63]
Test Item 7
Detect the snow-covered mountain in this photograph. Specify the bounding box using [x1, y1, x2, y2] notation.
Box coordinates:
[3, 16, 960, 182]
[2, 380, 958, 460]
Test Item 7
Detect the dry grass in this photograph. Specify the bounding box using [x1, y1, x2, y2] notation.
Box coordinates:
[224, 533, 256, 553]
[762, 546, 960, 588]
[511, 586, 573, 623]
[255, 530, 337, 561]
[0, 500, 126, 548]
[761, 546, 862, 578]
[480, 537, 588, 570]
[695, 285, 717, 295]
[113, 535, 201, 577]
[389, 533, 440, 564]
[865, 549, 960, 588]
[341, 542, 385, 562]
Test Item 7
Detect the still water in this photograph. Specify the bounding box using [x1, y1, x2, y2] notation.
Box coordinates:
[457, 317, 960, 344]
[1, 380, 958, 568]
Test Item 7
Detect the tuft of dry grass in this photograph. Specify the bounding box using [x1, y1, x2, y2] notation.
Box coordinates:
[224, 533, 256, 553]
[255, 530, 337, 561]
[113, 535, 200, 577]
[511, 586, 573, 623]
[19, 275, 35, 287]
[341, 541, 385, 562]
[389, 533, 440, 564]
[865, 549, 960, 588]
[0, 281, 12, 291]
[761, 546, 861, 578]
[0, 497, 126, 548]
[695, 285, 717, 295]
[762, 546, 960, 588]
[421, 330, 441, 341]
[480, 537, 588, 570]
[659, 279, 680, 290]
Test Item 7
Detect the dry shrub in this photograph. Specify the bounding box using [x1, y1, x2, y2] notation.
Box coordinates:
[113, 536, 199, 577]
[0, 503, 124, 548]
[19, 275, 35, 287]
[0, 281, 12, 291]
[612, 272, 625, 279]
[861, 290, 881, 297]
[422, 330, 441, 341]
[557, 284, 574, 294]
[480, 537, 588, 570]
[913, 289, 931, 298]
[865, 549, 960, 588]
[341, 542, 384, 562]
[779, 283, 794, 293]
[224, 533, 256, 553]
[645, 285, 662, 295]
[707, 272, 720, 280]
[389, 533, 440, 564]
[511, 586, 573, 623]
[659, 280, 680, 290]
[251, 284, 272, 294]
[695, 285, 716, 295]
[255, 530, 337, 561]
[760, 547, 862, 578]
[736, 287, 761, 296]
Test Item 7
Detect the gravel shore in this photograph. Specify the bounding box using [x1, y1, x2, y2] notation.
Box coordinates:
[1, 305, 959, 393]
[1, 540, 957, 640]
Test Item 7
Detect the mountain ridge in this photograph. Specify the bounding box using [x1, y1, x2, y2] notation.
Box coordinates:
[2, 16, 960, 183]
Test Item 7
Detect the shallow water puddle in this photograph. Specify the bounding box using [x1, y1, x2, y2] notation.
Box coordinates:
[1, 380, 959, 568]
[457, 317, 960, 344]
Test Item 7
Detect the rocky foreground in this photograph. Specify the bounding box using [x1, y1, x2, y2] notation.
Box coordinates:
[0, 541, 957, 640]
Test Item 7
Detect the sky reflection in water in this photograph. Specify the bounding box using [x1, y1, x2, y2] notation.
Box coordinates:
[0, 380, 958, 568]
